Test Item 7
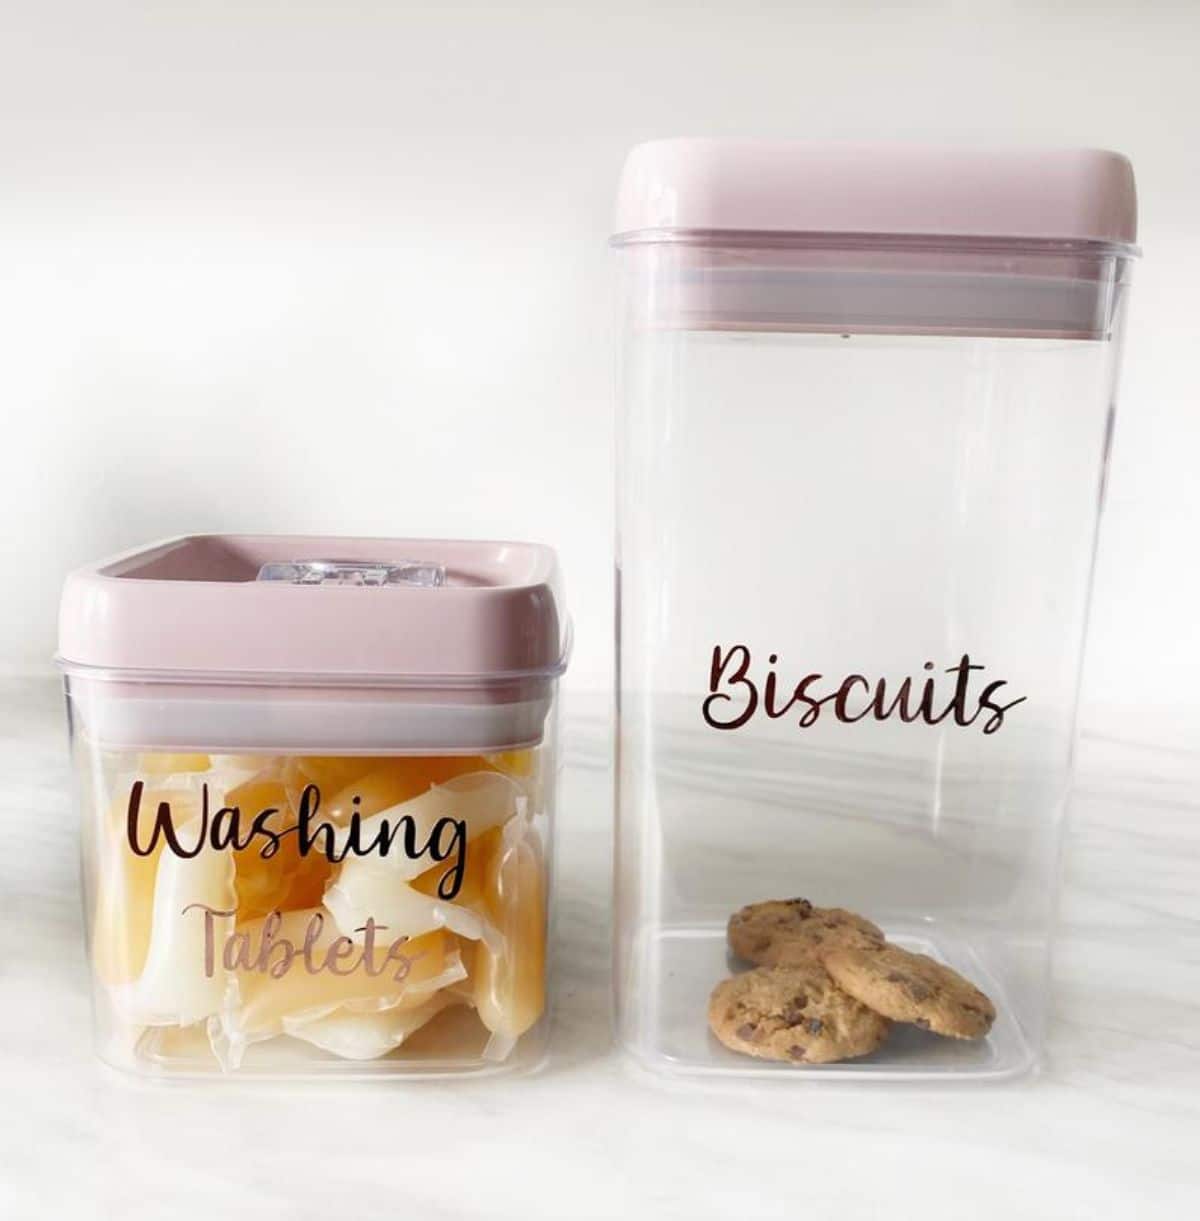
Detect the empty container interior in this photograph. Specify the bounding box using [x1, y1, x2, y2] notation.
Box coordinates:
[613, 142, 1137, 1080]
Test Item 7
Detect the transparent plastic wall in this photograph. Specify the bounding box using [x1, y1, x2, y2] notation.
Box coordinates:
[614, 238, 1133, 1079]
[66, 675, 559, 1079]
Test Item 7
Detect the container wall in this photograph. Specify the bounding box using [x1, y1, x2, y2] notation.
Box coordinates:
[66, 675, 558, 1078]
[614, 241, 1131, 1079]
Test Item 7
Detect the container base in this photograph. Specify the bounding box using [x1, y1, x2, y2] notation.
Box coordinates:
[624, 923, 1037, 1081]
[96, 1006, 549, 1081]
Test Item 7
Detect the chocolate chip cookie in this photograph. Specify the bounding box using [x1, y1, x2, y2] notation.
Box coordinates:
[707, 962, 890, 1064]
[824, 944, 995, 1039]
[727, 898, 885, 967]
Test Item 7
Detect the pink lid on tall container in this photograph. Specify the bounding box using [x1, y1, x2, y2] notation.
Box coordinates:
[614, 140, 1137, 245]
[612, 140, 1139, 338]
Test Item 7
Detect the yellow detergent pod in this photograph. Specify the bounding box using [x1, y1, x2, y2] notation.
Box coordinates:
[485, 749, 536, 778]
[472, 823, 547, 1052]
[136, 753, 212, 774]
[92, 786, 199, 985]
[321, 755, 496, 825]
[278, 846, 335, 912]
[221, 773, 329, 921]
[324, 857, 502, 954]
[329, 771, 521, 885]
[411, 824, 501, 908]
[280, 755, 381, 815]
[114, 815, 237, 1027]
[222, 918, 463, 1048]
[283, 991, 458, 1060]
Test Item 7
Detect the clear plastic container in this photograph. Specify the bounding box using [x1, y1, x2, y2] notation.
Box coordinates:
[58, 535, 569, 1078]
[612, 141, 1139, 1080]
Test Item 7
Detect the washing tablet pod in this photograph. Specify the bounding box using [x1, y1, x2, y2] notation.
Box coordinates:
[112, 814, 237, 1027]
[319, 755, 501, 827]
[214, 915, 464, 1067]
[92, 785, 202, 985]
[282, 991, 458, 1060]
[135, 753, 212, 775]
[331, 771, 522, 884]
[281, 755, 381, 817]
[485, 750, 536, 778]
[221, 771, 336, 921]
[445, 968, 478, 1006]
[324, 867, 503, 956]
[135, 1020, 214, 1065]
[410, 825, 502, 909]
[473, 813, 547, 1060]
[486, 748, 545, 815]
[224, 774, 296, 921]
[226, 760, 339, 913]
[210, 754, 280, 781]
[323, 783, 511, 950]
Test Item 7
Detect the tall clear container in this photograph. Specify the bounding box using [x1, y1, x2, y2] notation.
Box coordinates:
[612, 141, 1138, 1079]
[59, 535, 568, 1078]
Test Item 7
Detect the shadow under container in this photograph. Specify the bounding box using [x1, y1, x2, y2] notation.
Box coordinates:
[612, 141, 1139, 1079]
[58, 535, 569, 1078]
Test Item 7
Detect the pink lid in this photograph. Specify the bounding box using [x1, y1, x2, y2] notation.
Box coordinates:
[613, 140, 1137, 247]
[58, 535, 569, 681]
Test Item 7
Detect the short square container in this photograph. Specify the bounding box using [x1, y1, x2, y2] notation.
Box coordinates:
[612, 141, 1139, 1080]
[58, 535, 569, 1078]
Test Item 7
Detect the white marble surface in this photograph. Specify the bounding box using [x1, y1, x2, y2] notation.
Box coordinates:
[1, 677, 1197, 1220]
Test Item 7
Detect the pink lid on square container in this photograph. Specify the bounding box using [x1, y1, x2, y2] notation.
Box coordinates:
[59, 535, 568, 681]
[612, 141, 1138, 338]
[614, 140, 1137, 247]
[58, 536, 570, 752]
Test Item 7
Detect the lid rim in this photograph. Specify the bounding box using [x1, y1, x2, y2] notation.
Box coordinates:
[610, 227, 1141, 259]
[54, 655, 570, 685]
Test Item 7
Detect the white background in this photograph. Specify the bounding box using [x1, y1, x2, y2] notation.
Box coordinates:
[0, 1, 1197, 737]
